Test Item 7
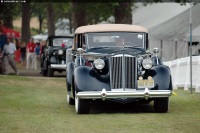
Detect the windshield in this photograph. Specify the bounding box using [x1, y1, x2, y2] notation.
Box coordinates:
[53, 38, 73, 47]
[86, 32, 145, 49]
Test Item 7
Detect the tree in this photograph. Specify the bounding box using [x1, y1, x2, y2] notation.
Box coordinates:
[21, 3, 31, 43]
[114, 2, 132, 24]
[71, 2, 87, 31]
[65, 4, 74, 34]
[53, 3, 73, 33]
[71, 2, 114, 30]
[31, 3, 47, 33]
[47, 2, 55, 36]
[0, 3, 18, 29]
[70, 2, 135, 30]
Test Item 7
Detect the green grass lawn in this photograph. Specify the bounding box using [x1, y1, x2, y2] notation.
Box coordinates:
[0, 75, 200, 133]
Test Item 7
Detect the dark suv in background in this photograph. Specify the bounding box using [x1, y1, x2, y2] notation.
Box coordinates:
[41, 35, 73, 77]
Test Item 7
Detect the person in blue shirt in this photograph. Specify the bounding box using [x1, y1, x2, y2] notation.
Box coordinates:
[0, 30, 7, 51]
[34, 42, 41, 70]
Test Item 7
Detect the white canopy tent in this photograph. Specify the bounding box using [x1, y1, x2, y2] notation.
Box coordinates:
[133, 3, 200, 61]
[32, 34, 48, 42]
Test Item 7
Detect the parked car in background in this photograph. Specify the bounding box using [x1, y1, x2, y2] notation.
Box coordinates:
[41, 35, 73, 77]
[66, 24, 172, 114]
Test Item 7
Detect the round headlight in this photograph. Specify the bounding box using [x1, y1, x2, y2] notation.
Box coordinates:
[94, 59, 105, 70]
[142, 59, 152, 69]
[58, 49, 63, 55]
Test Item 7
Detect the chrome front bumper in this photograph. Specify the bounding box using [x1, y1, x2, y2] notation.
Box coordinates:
[50, 64, 66, 69]
[76, 88, 172, 101]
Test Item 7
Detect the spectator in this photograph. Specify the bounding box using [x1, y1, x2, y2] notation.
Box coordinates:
[20, 42, 26, 66]
[26, 38, 36, 69]
[14, 38, 20, 62]
[40, 40, 47, 55]
[35, 42, 40, 69]
[0, 30, 7, 51]
[1, 38, 19, 75]
[39, 40, 46, 74]
[0, 48, 4, 74]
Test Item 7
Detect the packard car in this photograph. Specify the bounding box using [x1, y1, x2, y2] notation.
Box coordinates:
[66, 24, 172, 114]
[41, 35, 73, 77]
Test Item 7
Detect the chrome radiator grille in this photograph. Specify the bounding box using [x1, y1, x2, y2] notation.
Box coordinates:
[109, 55, 137, 89]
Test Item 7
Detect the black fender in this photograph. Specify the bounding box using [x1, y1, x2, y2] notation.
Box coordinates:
[74, 66, 110, 92]
[152, 56, 163, 66]
[43, 58, 48, 70]
[40, 54, 44, 67]
[149, 65, 172, 91]
[67, 62, 74, 92]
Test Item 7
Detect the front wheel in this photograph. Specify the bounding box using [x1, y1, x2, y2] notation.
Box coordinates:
[47, 66, 54, 77]
[154, 97, 169, 113]
[67, 92, 75, 105]
[42, 68, 47, 76]
[75, 95, 90, 114]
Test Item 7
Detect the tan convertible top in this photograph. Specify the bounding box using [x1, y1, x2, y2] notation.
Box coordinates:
[75, 24, 148, 34]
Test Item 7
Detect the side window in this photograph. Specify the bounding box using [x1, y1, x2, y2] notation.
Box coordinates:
[73, 34, 86, 50]
[78, 34, 82, 48]
[72, 34, 78, 50]
[82, 34, 86, 49]
[77, 34, 85, 49]
[146, 34, 149, 50]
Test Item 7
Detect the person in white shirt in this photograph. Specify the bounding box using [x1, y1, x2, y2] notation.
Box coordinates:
[1, 38, 19, 75]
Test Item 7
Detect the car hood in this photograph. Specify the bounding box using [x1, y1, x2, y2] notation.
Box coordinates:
[86, 47, 145, 56]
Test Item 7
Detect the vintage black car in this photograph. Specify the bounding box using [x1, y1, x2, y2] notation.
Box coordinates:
[41, 35, 73, 77]
[66, 24, 172, 114]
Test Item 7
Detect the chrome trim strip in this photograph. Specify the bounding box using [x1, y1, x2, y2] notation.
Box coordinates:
[50, 64, 66, 69]
[134, 57, 138, 88]
[109, 58, 113, 89]
[76, 88, 172, 100]
[122, 54, 125, 91]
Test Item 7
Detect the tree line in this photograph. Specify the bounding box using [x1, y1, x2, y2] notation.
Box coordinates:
[0, 1, 187, 43]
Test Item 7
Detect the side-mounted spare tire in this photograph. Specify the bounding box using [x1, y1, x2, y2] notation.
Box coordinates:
[47, 66, 54, 77]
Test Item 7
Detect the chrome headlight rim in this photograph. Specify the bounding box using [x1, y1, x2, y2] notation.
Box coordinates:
[142, 58, 153, 69]
[93, 58, 105, 70]
[58, 49, 64, 55]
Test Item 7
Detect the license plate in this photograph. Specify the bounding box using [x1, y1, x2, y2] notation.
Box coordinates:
[138, 79, 154, 88]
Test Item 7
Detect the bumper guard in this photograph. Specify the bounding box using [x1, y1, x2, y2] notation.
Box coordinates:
[50, 64, 66, 69]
